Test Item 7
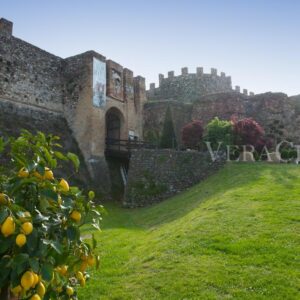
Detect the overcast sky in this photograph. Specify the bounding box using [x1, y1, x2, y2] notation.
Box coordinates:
[2, 0, 300, 96]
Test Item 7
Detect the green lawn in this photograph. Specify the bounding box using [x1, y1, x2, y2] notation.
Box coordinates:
[79, 162, 300, 299]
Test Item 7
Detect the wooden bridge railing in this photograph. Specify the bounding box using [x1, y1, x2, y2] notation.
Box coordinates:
[105, 138, 157, 157]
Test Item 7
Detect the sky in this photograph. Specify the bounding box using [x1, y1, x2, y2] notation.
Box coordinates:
[1, 0, 300, 96]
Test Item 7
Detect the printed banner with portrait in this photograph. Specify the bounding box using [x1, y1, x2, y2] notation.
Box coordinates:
[93, 58, 106, 108]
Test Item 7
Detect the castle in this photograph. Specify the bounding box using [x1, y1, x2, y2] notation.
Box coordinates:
[1, 17, 300, 200]
[144, 69, 300, 147]
[0, 18, 145, 193]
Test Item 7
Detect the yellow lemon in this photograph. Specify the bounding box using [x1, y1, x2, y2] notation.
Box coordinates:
[70, 210, 81, 222]
[11, 285, 22, 295]
[32, 273, 39, 287]
[44, 168, 54, 180]
[66, 286, 74, 296]
[21, 222, 33, 235]
[60, 265, 68, 276]
[87, 255, 96, 267]
[0, 193, 7, 205]
[59, 179, 69, 192]
[81, 254, 88, 261]
[80, 277, 86, 287]
[30, 294, 41, 300]
[76, 271, 84, 281]
[33, 171, 43, 180]
[37, 282, 45, 297]
[88, 190, 95, 200]
[1, 216, 15, 237]
[80, 261, 88, 272]
[21, 271, 34, 291]
[16, 233, 26, 247]
[18, 167, 29, 178]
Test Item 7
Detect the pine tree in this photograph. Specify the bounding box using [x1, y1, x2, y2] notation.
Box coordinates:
[160, 106, 177, 148]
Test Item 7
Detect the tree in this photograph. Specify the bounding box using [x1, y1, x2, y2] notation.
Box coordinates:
[232, 117, 265, 149]
[144, 129, 160, 146]
[181, 120, 204, 150]
[160, 106, 177, 149]
[0, 130, 101, 300]
[205, 117, 233, 150]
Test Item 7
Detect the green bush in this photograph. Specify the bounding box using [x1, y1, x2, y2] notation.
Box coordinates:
[280, 149, 297, 160]
[0, 130, 102, 300]
[205, 117, 233, 150]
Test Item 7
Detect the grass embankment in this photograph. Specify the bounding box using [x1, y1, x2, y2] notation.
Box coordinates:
[79, 163, 300, 299]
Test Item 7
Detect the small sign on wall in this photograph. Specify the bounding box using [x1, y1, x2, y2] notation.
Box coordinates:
[93, 58, 106, 108]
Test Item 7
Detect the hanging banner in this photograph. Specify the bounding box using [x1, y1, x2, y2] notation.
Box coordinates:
[93, 58, 106, 108]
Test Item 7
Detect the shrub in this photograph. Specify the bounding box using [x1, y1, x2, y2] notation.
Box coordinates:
[205, 117, 233, 150]
[0, 130, 101, 300]
[232, 117, 265, 150]
[160, 106, 177, 149]
[144, 129, 160, 146]
[181, 120, 204, 150]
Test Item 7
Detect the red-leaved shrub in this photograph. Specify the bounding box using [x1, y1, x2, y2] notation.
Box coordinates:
[232, 117, 266, 149]
[181, 120, 204, 149]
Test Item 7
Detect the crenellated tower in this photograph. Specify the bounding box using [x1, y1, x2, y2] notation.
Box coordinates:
[147, 67, 254, 102]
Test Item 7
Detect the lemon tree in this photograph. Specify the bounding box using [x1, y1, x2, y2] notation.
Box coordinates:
[0, 130, 101, 300]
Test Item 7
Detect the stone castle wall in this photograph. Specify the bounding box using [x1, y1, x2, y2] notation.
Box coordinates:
[0, 26, 64, 112]
[144, 92, 300, 145]
[148, 67, 234, 103]
[0, 18, 146, 195]
[124, 149, 225, 207]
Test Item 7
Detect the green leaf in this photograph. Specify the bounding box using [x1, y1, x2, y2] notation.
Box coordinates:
[54, 151, 68, 161]
[34, 210, 50, 223]
[49, 241, 63, 254]
[62, 198, 74, 209]
[13, 254, 29, 275]
[41, 263, 54, 281]
[41, 189, 59, 202]
[66, 226, 79, 241]
[37, 164, 45, 175]
[14, 253, 29, 265]
[0, 208, 9, 224]
[29, 258, 40, 273]
[0, 265, 10, 288]
[0, 235, 12, 254]
[26, 228, 39, 253]
[67, 152, 80, 171]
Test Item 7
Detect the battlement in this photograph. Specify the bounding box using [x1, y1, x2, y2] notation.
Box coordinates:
[148, 67, 254, 102]
[147, 66, 233, 103]
[149, 66, 232, 89]
[234, 86, 254, 96]
[0, 18, 13, 36]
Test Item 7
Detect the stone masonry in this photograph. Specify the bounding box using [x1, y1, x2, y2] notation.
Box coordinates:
[0, 18, 146, 194]
[147, 67, 255, 103]
[125, 149, 225, 207]
[145, 90, 300, 146]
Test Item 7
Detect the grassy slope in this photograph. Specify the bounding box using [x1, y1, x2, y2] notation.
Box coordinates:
[79, 163, 300, 299]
